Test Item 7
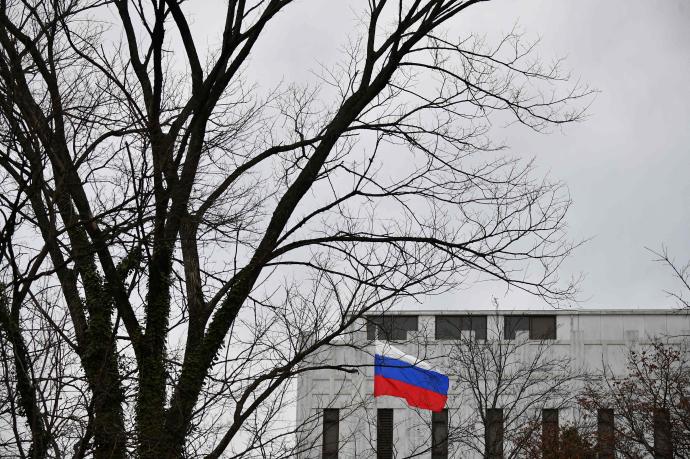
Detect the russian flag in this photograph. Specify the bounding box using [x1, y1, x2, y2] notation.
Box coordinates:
[373, 341, 449, 412]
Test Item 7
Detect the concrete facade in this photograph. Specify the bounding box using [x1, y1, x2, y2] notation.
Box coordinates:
[295, 309, 690, 458]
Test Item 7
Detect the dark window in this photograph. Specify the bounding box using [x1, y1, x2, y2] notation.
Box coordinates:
[542, 409, 559, 458]
[530, 316, 557, 340]
[431, 409, 449, 459]
[597, 408, 614, 459]
[367, 315, 418, 340]
[377, 409, 394, 459]
[322, 409, 339, 458]
[504, 316, 529, 339]
[485, 408, 503, 459]
[653, 408, 672, 459]
[504, 315, 556, 340]
[435, 315, 487, 340]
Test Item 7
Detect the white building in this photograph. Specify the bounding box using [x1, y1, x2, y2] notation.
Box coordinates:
[295, 309, 690, 458]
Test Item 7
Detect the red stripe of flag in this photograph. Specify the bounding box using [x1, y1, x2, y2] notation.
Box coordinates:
[374, 375, 447, 412]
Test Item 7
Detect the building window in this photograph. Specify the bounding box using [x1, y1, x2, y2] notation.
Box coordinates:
[597, 408, 614, 459]
[530, 316, 557, 339]
[367, 315, 418, 340]
[322, 409, 339, 458]
[542, 409, 559, 458]
[485, 408, 503, 459]
[653, 408, 672, 458]
[435, 315, 487, 340]
[504, 316, 529, 339]
[504, 315, 556, 340]
[431, 409, 449, 459]
[377, 408, 394, 459]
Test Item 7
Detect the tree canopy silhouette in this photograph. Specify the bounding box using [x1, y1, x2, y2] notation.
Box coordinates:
[0, 1, 590, 457]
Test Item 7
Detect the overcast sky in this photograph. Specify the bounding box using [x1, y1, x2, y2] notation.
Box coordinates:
[472, 0, 690, 309]
[191, 0, 690, 310]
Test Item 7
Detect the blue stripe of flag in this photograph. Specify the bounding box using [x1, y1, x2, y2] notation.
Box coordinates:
[374, 355, 449, 395]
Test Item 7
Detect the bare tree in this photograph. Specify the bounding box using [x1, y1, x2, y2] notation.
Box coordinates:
[579, 339, 690, 458]
[0, 0, 591, 457]
[648, 246, 690, 309]
[516, 422, 597, 459]
[440, 312, 588, 458]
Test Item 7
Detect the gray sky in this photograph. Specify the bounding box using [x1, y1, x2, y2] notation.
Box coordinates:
[191, 0, 690, 309]
[482, 0, 690, 309]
